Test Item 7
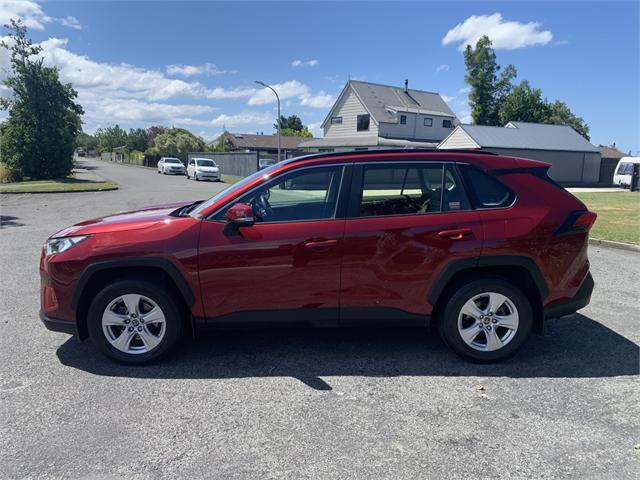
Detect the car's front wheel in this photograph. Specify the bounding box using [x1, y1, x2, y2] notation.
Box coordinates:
[438, 278, 532, 362]
[87, 279, 185, 364]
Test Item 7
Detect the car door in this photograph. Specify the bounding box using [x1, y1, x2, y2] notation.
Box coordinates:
[188, 159, 195, 177]
[339, 161, 484, 323]
[197, 164, 349, 326]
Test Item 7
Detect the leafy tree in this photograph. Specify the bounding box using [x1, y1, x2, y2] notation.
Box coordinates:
[463, 36, 517, 126]
[209, 133, 232, 152]
[545, 101, 590, 140]
[75, 131, 99, 150]
[126, 128, 149, 152]
[94, 125, 127, 152]
[498, 81, 549, 125]
[0, 20, 83, 180]
[146, 125, 166, 144]
[275, 114, 306, 133]
[279, 127, 313, 138]
[147, 127, 206, 161]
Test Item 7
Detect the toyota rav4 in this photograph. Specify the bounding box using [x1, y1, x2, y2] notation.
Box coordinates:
[40, 151, 596, 364]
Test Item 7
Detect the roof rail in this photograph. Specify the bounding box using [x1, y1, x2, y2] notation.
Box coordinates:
[284, 148, 497, 164]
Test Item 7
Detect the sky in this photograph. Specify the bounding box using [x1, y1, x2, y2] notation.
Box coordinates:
[0, 0, 638, 153]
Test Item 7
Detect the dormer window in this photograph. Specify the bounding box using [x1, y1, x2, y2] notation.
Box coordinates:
[400, 115, 407, 125]
[357, 114, 370, 131]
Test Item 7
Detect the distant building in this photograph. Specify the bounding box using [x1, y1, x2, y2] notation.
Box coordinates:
[215, 132, 310, 157]
[438, 122, 602, 185]
[598, 144, 628, 185]
[300, 80, 457, 152]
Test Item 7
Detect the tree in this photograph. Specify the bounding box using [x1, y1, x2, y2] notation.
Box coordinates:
[463, 36, 517, 126]
[275, 114, 306, 133]
[0, 20, 83, 180]
[126, 128, 149, 152]
[209, 132, 232, 152]
[546, 101, 590, 140]
[94, 125, 127, 152]
[75, 131, 99, 150]
[147, 127, 206, 161]
[146, 125, 166, 144]
[279, 127, 313, 138]
[498, 81, 549, 125]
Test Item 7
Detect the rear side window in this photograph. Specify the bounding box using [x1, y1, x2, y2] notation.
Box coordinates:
[459, 164, 514, 208]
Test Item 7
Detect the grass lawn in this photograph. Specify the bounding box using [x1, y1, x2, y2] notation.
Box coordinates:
[573, 192, 640, 245]
[0, 177, 117, 194]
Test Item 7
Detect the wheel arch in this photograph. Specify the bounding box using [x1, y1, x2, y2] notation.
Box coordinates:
[429, 256, 547, 334]
[71, 258, 195, 340]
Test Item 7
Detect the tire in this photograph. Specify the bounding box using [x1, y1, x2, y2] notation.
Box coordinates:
[194, 173, 199, 181]
[186, 172, 190, 180]
[438, 278, 532, 363]
[87, 278, 185, 364]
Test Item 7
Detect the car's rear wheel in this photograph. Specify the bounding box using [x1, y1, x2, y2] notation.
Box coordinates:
[438, 278, 532, 362]
[87, 279, 184, 364]
[194, 173, 199, 181]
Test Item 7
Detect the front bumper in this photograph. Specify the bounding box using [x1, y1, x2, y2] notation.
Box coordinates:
[544, 272, 594, 319]
[40, 311, 76, 335]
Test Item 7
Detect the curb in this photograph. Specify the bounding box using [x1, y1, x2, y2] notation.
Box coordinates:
[589, 238, 640, 253]
[0, 185, 118, 194]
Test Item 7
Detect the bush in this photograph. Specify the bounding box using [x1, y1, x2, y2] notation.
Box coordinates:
[0, 163, 14, 183]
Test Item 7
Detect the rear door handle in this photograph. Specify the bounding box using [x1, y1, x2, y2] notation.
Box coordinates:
[304, 239, 338, 249]
[437, 228, 473, 240]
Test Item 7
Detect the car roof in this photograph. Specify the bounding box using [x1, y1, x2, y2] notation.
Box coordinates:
[281, 149, 548, 171]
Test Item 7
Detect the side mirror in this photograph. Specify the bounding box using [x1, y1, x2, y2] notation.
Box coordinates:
[225, 202, 255, 227]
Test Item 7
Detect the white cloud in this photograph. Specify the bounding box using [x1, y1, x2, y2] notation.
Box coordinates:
[460, 110, 472, 124]
[249, 80, 309, 105]
[0, 1, 82, 30]
[166, 63, 238, 77]
[307, 122, 323, 137]
[436, 64, 450, 74]
[211, 111, 274, 127]
[442, 13, 553, 51]
[292, 59, 319, 67]
[300, 91, 335, 108]
[441, 95, 456, 103]
[457, 86, 471, 95]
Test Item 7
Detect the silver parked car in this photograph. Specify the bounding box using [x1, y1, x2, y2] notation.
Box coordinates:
[157, 157, 186, 175]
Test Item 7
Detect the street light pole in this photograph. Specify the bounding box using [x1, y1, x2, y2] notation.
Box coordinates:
[255, 80, 281, 162]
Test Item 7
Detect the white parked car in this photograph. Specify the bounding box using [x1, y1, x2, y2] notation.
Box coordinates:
[612, 157, 640, 188]
[186, 158, 220, 181]
[157, 157, 185, 175]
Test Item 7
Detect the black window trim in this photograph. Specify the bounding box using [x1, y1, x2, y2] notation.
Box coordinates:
[456, 162, 517, 211]
[356, 114, 370, 132]
[400, 115, 407, 125]
[207, 163, 352, 224]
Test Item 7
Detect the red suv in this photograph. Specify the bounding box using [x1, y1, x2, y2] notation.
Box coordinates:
[40, 151, 596, 364]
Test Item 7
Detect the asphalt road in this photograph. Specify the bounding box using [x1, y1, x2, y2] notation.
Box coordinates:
[1, 158, 639, 479]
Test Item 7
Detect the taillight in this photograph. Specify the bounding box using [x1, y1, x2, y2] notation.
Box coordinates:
[555, 210, 597, 236]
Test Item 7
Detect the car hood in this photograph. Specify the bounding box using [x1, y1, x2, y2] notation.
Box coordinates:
[51, 201, 195, 237]
[196, 166, 219, 172]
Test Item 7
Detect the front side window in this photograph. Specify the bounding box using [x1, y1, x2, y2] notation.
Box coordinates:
[357, 114, 370, 131]
[458, 164, 514, 208]
[424, 117, 433, 127]
[222, 166, 343, 223]
[618, 162, 633, 174]
[359, 164, 445, 217]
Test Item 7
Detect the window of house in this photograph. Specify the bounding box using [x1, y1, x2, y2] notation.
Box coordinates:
[400, 115, 407, 125]
[458, 164, 514, 208]
[358, 164, 445, 217]
[443, 119, 453, 128]
[424, 117, 433, 127]
[318, 148, 334, 153]
[330, 116, 343, 124]
[226, 166, 344, 223]
[357, 114, 370, 131]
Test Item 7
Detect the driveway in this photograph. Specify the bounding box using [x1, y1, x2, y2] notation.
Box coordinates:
[1, 157, 638, 479]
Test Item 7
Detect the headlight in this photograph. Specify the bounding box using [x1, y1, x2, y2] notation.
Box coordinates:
[45, 236, 88, 256]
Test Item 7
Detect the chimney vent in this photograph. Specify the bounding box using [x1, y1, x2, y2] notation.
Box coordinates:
[404, 79, 409, 92]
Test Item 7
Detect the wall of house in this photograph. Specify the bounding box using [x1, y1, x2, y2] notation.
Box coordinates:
[324, 88, 379, 138]
[484, 148, 602, 185]
[437, 127, 479, 149]
[379, 113, 455, 142]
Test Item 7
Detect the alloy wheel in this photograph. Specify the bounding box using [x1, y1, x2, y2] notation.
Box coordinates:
[457, 292, 519, 352]
[101, 294, 166, 354]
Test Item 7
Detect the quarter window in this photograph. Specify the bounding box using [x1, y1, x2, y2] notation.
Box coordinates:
[458, 164, 514, 208]
[357, 114, 370, 131]
[424, 117, 433, 127]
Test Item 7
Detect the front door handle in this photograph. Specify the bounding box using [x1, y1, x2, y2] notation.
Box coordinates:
[437, 228, 473, 240]
[304, 239, 338, 249]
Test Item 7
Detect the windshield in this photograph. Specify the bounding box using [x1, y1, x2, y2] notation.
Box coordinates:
[189, 163, 280, 217]
[165, 158, 181, 164]
[197, 160, 216, 167]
